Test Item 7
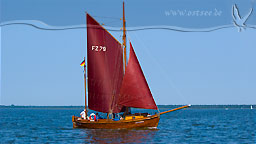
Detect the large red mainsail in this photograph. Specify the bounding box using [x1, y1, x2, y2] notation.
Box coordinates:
[119, 42, 158, 110]
[87, 14, 124, 113]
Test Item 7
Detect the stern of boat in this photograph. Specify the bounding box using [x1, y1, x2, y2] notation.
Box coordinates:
[72, 115, 78, 128]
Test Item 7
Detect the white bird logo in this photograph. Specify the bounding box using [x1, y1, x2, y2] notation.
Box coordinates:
[232, 4, 253, 32]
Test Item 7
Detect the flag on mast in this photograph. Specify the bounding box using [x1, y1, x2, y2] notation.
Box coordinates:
[80, 59, 85, 66]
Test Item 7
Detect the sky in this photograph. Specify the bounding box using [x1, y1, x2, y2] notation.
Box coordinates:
[1, 0, 256, 28]
[1, 0, 256, 105]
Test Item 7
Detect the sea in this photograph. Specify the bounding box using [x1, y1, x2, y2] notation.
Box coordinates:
[0, 106, 255, 143]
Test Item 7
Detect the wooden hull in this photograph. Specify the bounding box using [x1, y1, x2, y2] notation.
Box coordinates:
[72, 115, 160, 129]
[72, 105, 190, 129]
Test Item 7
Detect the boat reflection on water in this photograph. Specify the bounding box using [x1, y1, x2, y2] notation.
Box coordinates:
[80, 128, 157, 143]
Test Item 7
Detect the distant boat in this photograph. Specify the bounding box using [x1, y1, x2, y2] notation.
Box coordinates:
[72, 2, 190, 129]
[251, 105, 253, 109]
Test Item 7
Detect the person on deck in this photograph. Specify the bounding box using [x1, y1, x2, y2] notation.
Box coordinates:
[96, 113, 99, 121]
[96, 113, 103, 120]
[80, 109, 86, 119]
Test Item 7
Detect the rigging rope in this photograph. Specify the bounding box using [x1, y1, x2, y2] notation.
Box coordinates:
[90, 15, 121, 20]
[129, 31, 190, 105]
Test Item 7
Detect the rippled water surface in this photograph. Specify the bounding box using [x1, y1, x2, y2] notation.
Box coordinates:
[0, 107, 255, 143]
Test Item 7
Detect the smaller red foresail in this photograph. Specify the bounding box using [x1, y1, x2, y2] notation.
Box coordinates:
[119, 42, 157, 110]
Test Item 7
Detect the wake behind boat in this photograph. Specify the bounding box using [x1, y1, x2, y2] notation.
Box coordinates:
[72, 2, 190, 129]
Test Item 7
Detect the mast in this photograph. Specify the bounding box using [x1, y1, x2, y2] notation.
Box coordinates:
[122, 1, 127, 70]
[122, 1, 130, 116]
[83, 57, 87, 117]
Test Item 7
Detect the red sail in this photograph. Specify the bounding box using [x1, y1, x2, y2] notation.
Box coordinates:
[119, 42, 157, 110]
[87, 14, 124, 113]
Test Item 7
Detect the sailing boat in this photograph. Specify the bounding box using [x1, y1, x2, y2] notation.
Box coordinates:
[72, 2, 190, 129]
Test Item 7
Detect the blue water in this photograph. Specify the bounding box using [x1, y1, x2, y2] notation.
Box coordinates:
[0, 107, 255, 143]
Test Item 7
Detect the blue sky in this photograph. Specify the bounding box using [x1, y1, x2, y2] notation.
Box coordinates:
[1, 0, 256, 105]
[1, 0, 256, 28]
